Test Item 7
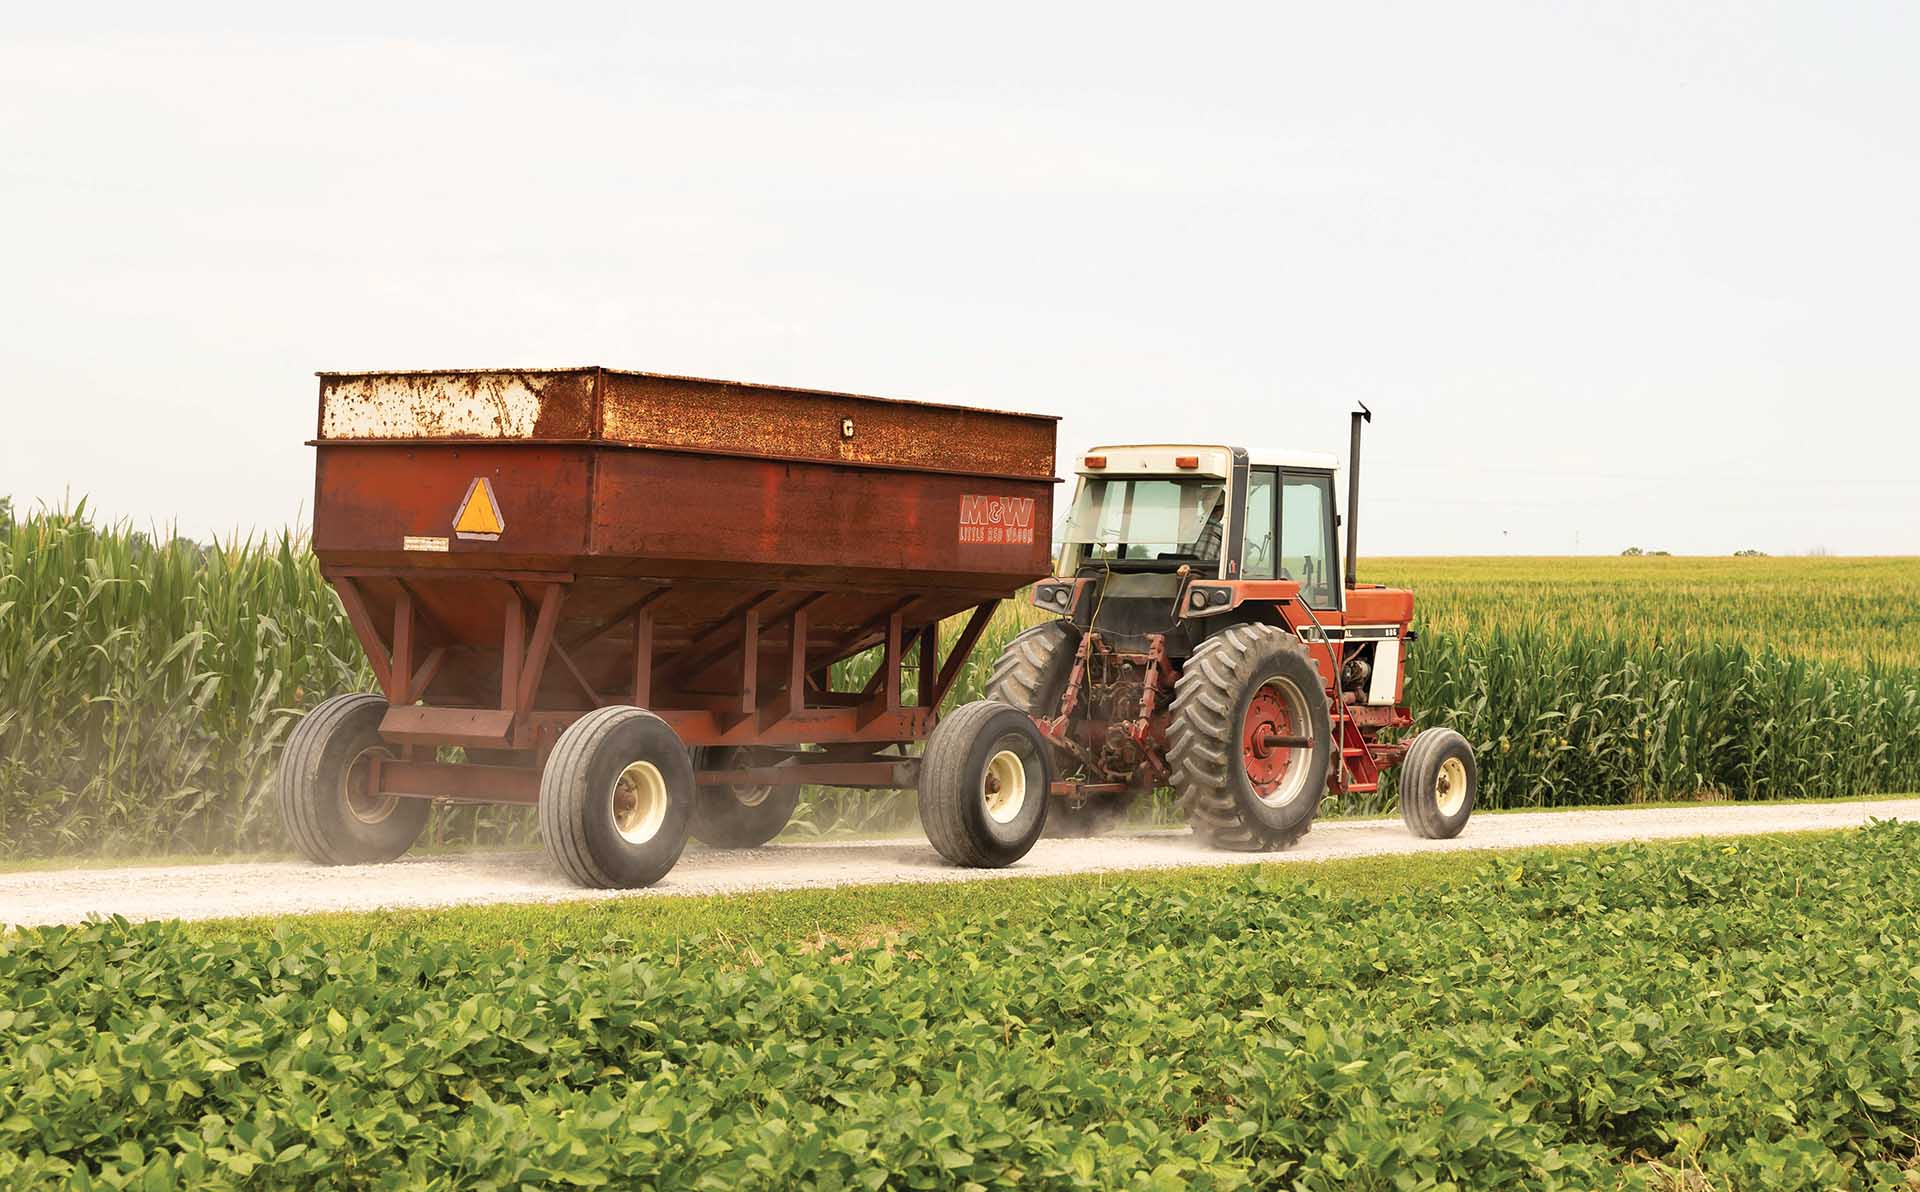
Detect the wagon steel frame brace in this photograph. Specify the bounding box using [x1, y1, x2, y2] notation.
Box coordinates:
[323, 568, 1002, 807]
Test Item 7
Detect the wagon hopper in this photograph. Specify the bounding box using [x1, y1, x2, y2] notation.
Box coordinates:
[282, 368, 1060, 887]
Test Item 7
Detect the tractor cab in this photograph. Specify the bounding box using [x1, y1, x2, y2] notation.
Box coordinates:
[1036, 445, 1344, 654]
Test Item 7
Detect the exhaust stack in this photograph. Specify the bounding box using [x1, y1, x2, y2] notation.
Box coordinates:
[1344, 403, 1371, 590]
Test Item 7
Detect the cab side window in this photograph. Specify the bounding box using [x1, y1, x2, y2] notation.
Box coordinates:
[1279, 472, 1339, 609]
[1241, 468, 1277, 579]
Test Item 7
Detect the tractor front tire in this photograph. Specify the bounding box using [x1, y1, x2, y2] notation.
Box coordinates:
[1168, 624, 1331, 851]
[1398, 728, 1477, 839]
[984, 619, 1081, 713]
[539, 707, 695, 888]
[918, 700, 1052, 867]
[278, 693, 431, 865]
[689, 746, 800, 848]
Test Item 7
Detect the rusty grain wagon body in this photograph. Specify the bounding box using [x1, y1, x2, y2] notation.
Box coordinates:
[288, 367, 1060, 887]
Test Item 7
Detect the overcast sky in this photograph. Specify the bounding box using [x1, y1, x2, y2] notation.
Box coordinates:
[4, 3, 1916, 555]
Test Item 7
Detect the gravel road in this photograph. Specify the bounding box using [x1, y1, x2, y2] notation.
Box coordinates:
[5, 798, 1916, 929]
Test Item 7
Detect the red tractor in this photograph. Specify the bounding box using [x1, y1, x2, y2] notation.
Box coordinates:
[981, 409, 1477, 849]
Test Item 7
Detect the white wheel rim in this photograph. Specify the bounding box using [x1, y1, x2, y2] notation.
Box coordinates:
[611, 760, 669, 844]
[734, 783, 774, 808]
[1435, 756, 1469, 817]
[982, 748, 1027, 825]
[706, 748, 771, 802]
[713, 748, 772, 806]
[343, 746, 399, 825]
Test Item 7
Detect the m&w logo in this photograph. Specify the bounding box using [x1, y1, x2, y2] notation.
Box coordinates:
[958, 495, 1035, 545]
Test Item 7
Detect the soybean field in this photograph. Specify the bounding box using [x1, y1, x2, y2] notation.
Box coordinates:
[6, 827, 1920, 1189]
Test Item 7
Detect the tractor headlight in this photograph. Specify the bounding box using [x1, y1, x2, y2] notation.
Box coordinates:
[1033, 582, 1075, 611]
[1187, 585, 1234, 614]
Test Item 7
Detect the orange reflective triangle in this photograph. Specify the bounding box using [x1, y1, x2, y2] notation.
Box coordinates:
[453, 477, 504, 537]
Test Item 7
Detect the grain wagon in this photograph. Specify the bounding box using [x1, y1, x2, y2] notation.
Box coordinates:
[282, 367, 1060, 887]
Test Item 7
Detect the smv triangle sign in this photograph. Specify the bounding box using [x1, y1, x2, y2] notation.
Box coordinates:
[453, 477, 505, 541]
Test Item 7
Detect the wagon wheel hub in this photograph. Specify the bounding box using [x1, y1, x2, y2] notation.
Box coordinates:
[611, 761, 669, 844]
[1435, 756, 1469, 817]
[980, 747, 1027, 824]
[343, 747, 399, 825]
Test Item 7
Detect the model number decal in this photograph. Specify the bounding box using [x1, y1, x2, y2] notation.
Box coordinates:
[1298, 624, 1400, 643]
[958, 495, 1035, 545]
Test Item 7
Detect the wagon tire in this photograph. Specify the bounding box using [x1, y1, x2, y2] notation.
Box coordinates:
[1167, 624, 1330, 852]
[689, 746, 800, 848]
[1398, 728, 1477, 839]
[278, 693, 430, 866]
[918, 700, 1052, 868]
[539, 707, 695, 888]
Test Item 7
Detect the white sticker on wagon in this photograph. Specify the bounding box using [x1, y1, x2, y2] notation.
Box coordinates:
[958, 495, 1035, 545]
[403, 536, 450, 552]
[453, 477, 505, 541]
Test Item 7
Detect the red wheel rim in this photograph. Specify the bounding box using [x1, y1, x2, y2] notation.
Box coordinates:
[1242, 679, 1311, 806]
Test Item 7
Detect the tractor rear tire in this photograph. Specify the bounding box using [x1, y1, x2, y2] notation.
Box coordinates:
[1167, 624, 1331, 852]
[1398, 728, 1477, 839]
[918, 700, 1052, 867]
[539, 707, 695, 888]
[278, 693, 431, 865]
[689, 746, 800, 848]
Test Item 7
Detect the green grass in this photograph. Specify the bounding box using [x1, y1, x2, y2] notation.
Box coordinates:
[0, 837, 522, 875]
[178, 843, 1556, 954]
[8, 825, 1920, 1189]
[0, 850, 295, 875]
[172, 820, 1913, 957]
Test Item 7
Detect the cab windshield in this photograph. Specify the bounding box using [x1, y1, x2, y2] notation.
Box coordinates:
[1061, 476, 1228, 567]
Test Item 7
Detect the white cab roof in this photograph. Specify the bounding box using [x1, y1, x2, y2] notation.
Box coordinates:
[1246, 448, 1340, 471]
[1081, 445, 1340, 473]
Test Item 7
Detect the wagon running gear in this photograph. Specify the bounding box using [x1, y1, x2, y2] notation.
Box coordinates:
[540, 707, 695, 888]
[278, 693, 430, 865]
[918, 700, 1052, 867]
[689, 746, 800, 848]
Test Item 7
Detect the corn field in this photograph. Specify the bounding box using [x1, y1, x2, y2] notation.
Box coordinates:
[2, 502, 1916, 857]
[1372, 555, 1920, 670]
[1367, 556, 1920, 813]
